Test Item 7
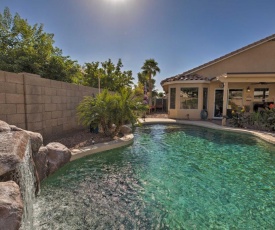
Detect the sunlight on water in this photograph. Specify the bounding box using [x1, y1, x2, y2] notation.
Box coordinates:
[34, 124, 275, 229]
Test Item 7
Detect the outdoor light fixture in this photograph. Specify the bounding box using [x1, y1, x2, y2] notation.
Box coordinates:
[246, 86, 251, 92]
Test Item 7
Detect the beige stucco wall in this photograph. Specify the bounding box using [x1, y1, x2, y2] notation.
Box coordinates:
[167, 82, 210, 120]
[164, 40, 275, 120]
[0, 71, 98, 139]
[167, 81, 275, 119]
[195, 41, 275, 77]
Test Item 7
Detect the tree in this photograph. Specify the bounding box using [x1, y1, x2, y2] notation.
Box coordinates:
[141, 59, 160, 105]
[0, 7, 82, 82]
[137, 71, 156, 94]
[77, 89, 148, 137]
[83, 59, 134, 92]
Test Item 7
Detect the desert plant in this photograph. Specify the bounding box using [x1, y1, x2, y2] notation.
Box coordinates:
[230, 108, 275, 132]
[77, 89, 148, 137]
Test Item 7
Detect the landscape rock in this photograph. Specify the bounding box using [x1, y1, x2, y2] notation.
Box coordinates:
[46, 142, 71, 176]
[0, 120, 11, 132]
[119, 125, 132, 135]
[0, 131, 29, 176]
[33, 146, 48, 182]
[25, 131, 43, 154]
[0, 181, 23, 230]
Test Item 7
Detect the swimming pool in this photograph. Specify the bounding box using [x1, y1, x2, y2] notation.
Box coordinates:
[34, 124, 275, 229]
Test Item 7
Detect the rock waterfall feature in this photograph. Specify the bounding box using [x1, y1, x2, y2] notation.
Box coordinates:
[0, 120, 71, 229]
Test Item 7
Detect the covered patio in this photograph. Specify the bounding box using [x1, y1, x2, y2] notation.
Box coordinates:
[216, 72, 275, 125]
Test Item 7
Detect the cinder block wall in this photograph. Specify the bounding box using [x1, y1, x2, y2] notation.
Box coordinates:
[0, 71, 98, 139]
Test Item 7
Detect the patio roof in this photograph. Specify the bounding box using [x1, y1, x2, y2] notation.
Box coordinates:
[216, 72, 275, 83]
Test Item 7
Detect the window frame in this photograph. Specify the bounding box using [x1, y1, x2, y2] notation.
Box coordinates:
[170, 88, 176, 109]
[180, 87, 199, 109]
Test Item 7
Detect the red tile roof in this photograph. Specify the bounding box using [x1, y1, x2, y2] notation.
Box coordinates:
[161, 74, 212, 84]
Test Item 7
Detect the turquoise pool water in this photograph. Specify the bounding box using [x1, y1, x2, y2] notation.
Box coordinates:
[34, 124, 275, 229]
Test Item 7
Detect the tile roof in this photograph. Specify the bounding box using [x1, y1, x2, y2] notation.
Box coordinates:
[161, 74, 212, 84]
[161, 34, 275, 85]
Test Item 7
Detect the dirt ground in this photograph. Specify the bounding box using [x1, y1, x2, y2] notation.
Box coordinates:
[44, 129, 113, 150]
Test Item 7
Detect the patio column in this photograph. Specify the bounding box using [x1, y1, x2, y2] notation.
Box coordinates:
[222, 82, 228, 126]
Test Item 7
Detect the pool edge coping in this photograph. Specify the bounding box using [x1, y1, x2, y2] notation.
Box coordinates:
[139, 118, 275, 145]
[70, 118, 275, 161]
[70, 134, 134, 161]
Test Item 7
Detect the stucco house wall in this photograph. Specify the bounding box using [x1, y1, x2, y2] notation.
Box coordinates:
[162, 35, 275, 120]
[168, 82, 210, 119]
[195, 41, 275, 77]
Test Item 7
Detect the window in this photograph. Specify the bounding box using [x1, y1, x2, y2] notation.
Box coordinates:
[228, 89, 243, 111]
[203, 88, 208, 110]
[254, 88, 269, 101]
[170, 88, 176, 109]
[180, 88, 198, 109]
[229, 89, 243, 99]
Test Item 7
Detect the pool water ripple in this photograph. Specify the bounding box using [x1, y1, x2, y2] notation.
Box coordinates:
[34, 124, 275, 229]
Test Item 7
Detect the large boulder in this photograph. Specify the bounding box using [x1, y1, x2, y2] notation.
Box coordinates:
[9, 125, 23, 132]
[0, 120, 11, 132]
[46, 142, 71, 176]
[24, 131, 43, 154]
[119, 125, 132, 135]
[0, 131, 29, 176]
[0, 181, 23, 230]
[33, 146, 48, 182]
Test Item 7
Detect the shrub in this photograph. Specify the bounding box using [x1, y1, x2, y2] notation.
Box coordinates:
[77, 89, 148, 137]
[229, 108, 275, 132]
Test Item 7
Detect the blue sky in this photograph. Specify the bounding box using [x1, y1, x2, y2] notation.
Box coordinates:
[1, 0, 275, 91]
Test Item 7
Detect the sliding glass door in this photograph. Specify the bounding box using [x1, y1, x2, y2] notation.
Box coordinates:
[214, 89, 223, 118]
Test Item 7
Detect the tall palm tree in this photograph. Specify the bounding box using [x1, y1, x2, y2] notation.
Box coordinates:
[141, 59, 160, 106]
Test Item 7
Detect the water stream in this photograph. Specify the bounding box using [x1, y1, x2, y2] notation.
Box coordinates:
[17, 140, 36, 230]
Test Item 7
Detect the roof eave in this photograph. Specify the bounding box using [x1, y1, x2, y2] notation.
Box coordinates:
[162, 80, 211, 86]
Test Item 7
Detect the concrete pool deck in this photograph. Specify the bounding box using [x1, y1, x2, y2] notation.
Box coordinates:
[139, 118, 275, 145]
[70, 134, 134, 161]
[70, 118, 275, 161]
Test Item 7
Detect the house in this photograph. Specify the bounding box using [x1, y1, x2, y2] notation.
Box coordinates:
[161, 34, 275, 125]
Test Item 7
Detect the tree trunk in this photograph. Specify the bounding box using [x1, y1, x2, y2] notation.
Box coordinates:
[148, 73, 152, 106]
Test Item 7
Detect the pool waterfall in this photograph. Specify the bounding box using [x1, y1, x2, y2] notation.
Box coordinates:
[17, 141, 36, 230]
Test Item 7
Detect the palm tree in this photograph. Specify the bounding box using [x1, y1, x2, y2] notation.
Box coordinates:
[141, 59, 160, 106]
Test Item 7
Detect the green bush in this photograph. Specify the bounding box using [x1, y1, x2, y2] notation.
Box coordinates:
[229, 108, 275, 132]
[77, 89, 148, 137]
